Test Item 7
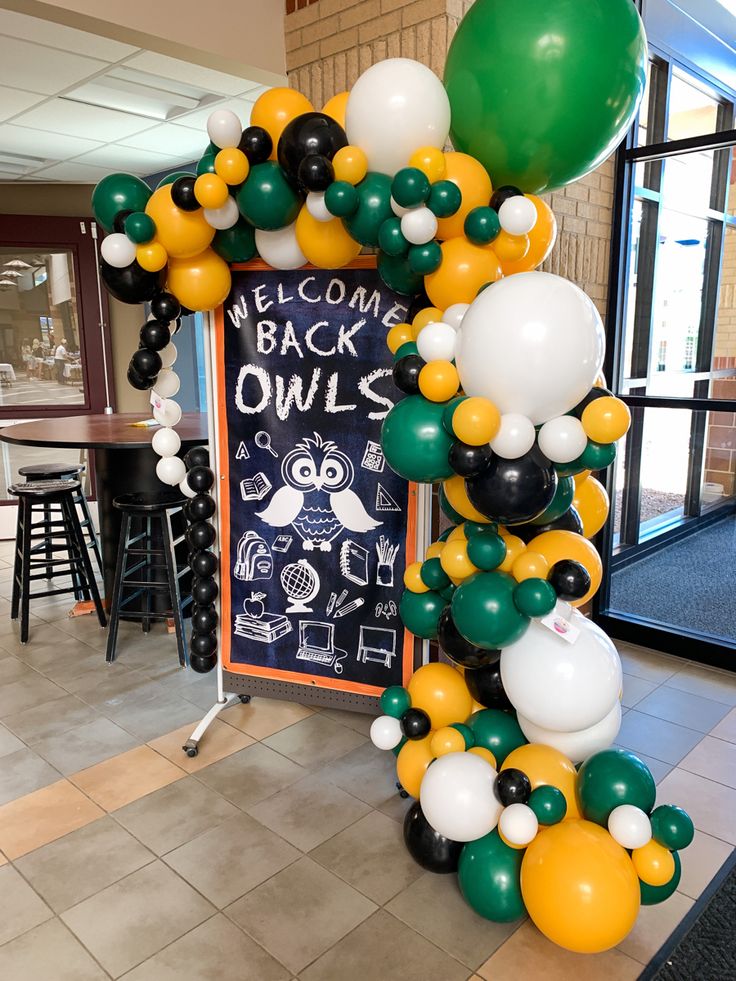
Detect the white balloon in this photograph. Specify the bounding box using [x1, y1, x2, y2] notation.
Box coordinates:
[537, 416, 588, 464]
[499, 803, 539, 847]
[306, 191, 332, 223]
[370, 715, 403, 751]
[416, 322, 457, 363]
[608, 804, 652, 850]
[346, 58, 450, 176]
[152, 398, 182, 428]
[151, 426, 181, 458]
[159, 343, 178, 368]
[255, 223, 306, 270]
[490, 413, 536, 459]
[204, 197, 239, 230]
[455, 272, 605, 425]
[153, 369, 180, 399]
[419, 751, 501, 842]
[501, 610, 622, 732]
[156, 455, 186, 486]
[442, 303, 469, 331]
[179, 476, 198, 499]
[390, 196, 412, 218]
[517, 702, 622, 766]
[401, 207, 438, 245]
[498, 196, 537, 236]
[101, 233, 136, 269]
[206, 108, 242, 149]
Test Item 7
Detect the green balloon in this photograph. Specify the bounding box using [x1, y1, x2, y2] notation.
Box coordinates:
[650, 805, 694, 851]
[640, 851, 681, 906]
[466, 520, 497, 538]
[439, 484, 465, 524]
[427, 180, 462, 218]
[513, 578, 556, 618]
[442, 396, 467, 434]
[236, 162, 301, 231]
[392, 167, 431, 208]
[123, 211, 156, 245]
[394, 341, 419, 361]
[577, 749, 657, 826]
[468, 709, 527, 767]
[380, 685, 412, 718]
[464, 206, 500, 245]
[458, 829, 526, 922]
[420, 557, 451, 591]
[92, 173, 152, 233]
[382, 395, 455, 483]
[531, 476, 574, 525]
[438, 526, 455, 542]
[408, 242, 442, 275]
[325, 180, 359, 218]
[579, 440, 617, 472]
[157, 170, 195, 189]
[344, 172, 394, 246]
[451, 722, 475, 749]
[528, 785, 567, 825]
[392, 736, 407, 758]
[444, 0, 647, 193]
[399, 589, 444, 640]
[451, 571, 530, 649]
[554, 459, 588, 479]
[378, 217, 409, 256]
[212, 219, 257, 263]
[466, 529, 506, 572]
[197, 149, 217, 176]
[378, 252, 424, 296]
[439, 582, 457, 602]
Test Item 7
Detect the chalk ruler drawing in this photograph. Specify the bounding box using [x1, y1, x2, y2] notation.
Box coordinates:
[375, 483, 401, 512]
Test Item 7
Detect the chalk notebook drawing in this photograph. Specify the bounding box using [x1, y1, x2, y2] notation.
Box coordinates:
[215, 260, 416, 697]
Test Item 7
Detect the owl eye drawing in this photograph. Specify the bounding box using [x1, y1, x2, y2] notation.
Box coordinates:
[256, 432, 381, 551]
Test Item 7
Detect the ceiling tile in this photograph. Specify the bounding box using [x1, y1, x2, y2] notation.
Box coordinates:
[0, 87, 46, 123]
[30, 161, 112, 183]
[15, 99, 159, 141]
[172, 96, 255, 132]
[0, 36, 108, 95]
[118, 122, 207, 159]
[74, 143, 186, 175]
[0, 124, 103, 160]
[123, 51, 258, 97]
[0, 10, 139, 61]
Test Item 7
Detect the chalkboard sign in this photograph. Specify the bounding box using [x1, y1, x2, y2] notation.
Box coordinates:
[214, 258, 418, 701]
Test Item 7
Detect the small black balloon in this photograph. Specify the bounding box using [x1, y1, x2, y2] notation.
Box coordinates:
[297, 153, 334, 192]
[449, 441, 492, 478]
[100, 259, 162, 305]
[400, 707, 432, 740]
[186, 494, 216, 522]
[239, 125, 273, 164]
[192, 576, 218, 605]
[187, 465, 215, 493]
[490, 184, 523, 212]
[549, 559, 591, 600]
[466, 445, 557, 525]
[127, 365, 153, 391]
[277, 111, 347, 186]
[130, 347, 162, 379]
[190, 550, 218, 578]
[514, 505, 584, 543]
[464, 658, 513, 711]
[190, 651, 217, 674]
[185, 521, 216, 551]
[112, 209, 134, 233]
[191, 604, 218, 633]
[140, 320, 171, 352]
[437, 606, 499, 669]
[407, 289, 432, 323]
[184, 446, 210, 469]
[403, 801, 463, 874]
[392, 354, 424, 395]
[494, 768, 532, 806]
[150, 292, 181, 324]
[190, 631, 217, 657]
[570, 385, 614, 419]
[171, 175, 200, 211]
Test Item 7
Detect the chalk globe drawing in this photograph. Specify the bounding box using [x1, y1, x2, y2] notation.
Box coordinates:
[281, 559, 320, 613]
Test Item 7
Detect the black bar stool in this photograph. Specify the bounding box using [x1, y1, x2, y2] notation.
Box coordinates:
[106, 491, 191, 666]
[9, 480, 107, 643]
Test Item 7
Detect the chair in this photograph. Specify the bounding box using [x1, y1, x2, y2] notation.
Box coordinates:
[9, 480, 106, 643]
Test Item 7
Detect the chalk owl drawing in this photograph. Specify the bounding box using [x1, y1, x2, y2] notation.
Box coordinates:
[256, 432, 381, 551]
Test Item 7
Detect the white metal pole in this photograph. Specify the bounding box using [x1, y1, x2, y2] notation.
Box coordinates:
[89, 223, 114, 414]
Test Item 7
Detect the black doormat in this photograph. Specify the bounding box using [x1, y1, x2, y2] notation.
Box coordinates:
[638, 848, 736, 981]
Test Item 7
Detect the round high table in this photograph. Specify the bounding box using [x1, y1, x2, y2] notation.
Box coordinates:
[0, 413, 208, 602]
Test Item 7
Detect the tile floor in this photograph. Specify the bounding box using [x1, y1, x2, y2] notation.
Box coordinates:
[0, 538, 733, 979]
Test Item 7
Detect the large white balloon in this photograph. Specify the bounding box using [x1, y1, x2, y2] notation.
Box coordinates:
[153, 369, 180, 399]
[442, 303, 469, 331]
[455, 272, 605, 425]
[151, 426, 181, 458]
[101, 233, 136, 269]
[152, 398, 182, 428]
[419, 751, 501, 842]
[501, 610, 622, 732]
[517, 701, 622, 765]
[156, 455, 186, 486]
[255, 224, 306, 270]
[346, 59, 451, 176]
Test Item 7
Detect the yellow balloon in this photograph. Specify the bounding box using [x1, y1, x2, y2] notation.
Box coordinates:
[295, 206, 361, 268]
[447, 524, 468, 542]
[332, 145, 367, 185]
[425, 237, 503, 309]
[502, 743, 580, 820]
[436, 152, 493, 240]
[468, 746, 497, 767]
[409, 146, 447, 182]
[251, 87, 314, 160]
[498, 534, 526, 573]
[492, 230, 529, 263]
[403, 561, 428, 593]
[632, 840, 675, 886]
[573, 468, 592, 486]
[529, 530, 602, 607]
[440, 539, 478, 581]
[145, 185, 215, 259]
[521, 820, 640, 953]
[499, 195, 557, 276]
[215, 147, 249, 186]
[418, 361, 460, 403]
[451, 397, 501, 445]
[386, 322, 413, 354]
[166, 248, 231, 312]
[442, 475, 491, 524]
[194, 173, 229, 209]
[511, 550, 549, 582]
[582, 396, 632, 444]
[430, 726, 466, 757]
[321, 90, 349, 129]
[407, 662, 473, 730]
[411, 306, 443, 338]
[136, 242, 168, 273]
[425, 541, 446, 560]
[572, 476, 610, 539]
[396, 735, 434, 798]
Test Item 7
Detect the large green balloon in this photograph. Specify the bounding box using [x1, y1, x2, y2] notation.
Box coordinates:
[577, 749, 657, 826]
[451, 571, 529, 649]
[640, 851, 681, 906]
[236, 162, 301, 231]
[378, 251, 424, 296]
[382, 395, 454, 483]
[444, 0, 647, 193]
[343, 172, 393, 246]
[530, 476, 574, 526]
[399, 589, 444, 640]
[92, 173, 151, 233]
[468, 709, 527, 767]
[458, 829, 526, 922]
[212, 219, 257, 263]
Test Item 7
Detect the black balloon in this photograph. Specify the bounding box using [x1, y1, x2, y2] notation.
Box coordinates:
[570, 385, 613, 418]
[127, 365, 153, 391]
[407, 289, 432, 323]
[190, 651, 217, 674]
[171, 175, 200, 211]
[277, 111, 347, 187]
[464, 658, 513, 710]
[466, 446, 557, 524]
[392, 354, 424, 395]
[150, 292, 181, 324]
[185, 521, 216, 551]
[100, 259, 162, 304]
[184, 446, 210, 469]
[437, 606, 499, 669]
[494, 768, 532, 806]
[298, 153, 335, 192]
[549, 559, 591, 600]
[187, 465, 215, 493]
[490, 184, 523, 212]
[186, 494, 216, 522]
[112, 209, 134, 233]
[401, 707, 432, 740]
[514, 505, 584, 543]
[192, 576, 218, 605]
[239, 125, 273, 164]
[449, 441, 492, 478]
[190, 550, 218, 577]
[403, 801, 463, 874]
[191, 604, 218, 633]
[130, 347, 162, 379]
[190, 631, 217, 657]
[140, 320, 171, 351]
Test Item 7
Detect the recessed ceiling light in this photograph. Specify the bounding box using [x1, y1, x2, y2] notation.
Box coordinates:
[1, 270, 22, 278]
[61, 68, 222, 121]
[4, 259, 32, 268]
[0, 279, 17, 287]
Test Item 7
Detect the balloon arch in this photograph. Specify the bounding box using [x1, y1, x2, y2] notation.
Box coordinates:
[90, 0, 693, 955]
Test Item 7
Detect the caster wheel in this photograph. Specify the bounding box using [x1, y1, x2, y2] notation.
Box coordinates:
[239, 694, 251, 704]
[399, 789, 409, 799]
[185, 746, 198, 758]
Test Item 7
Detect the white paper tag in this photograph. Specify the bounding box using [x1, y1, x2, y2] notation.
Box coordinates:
[150, 392, 163, 410]
[540, 610, 581, 644]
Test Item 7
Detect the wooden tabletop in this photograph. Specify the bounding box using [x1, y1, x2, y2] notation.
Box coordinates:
[0, 413, 208, 450]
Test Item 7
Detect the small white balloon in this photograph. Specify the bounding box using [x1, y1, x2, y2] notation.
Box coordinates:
[401, 206, 438, 245]
[538, 416, 588, 464]
[416, 322, 457, 363]
[204, 197, 239, 230]
[517, 701, 623, 766]
[153, 369, 180, 399]
[498, 196, 537, 236]
[608, 804, 652, 850]
[179, 476, 198, 499]
[255, 223, 306, 270]
[156, 455, 186, 486]
[490, 413, 536, 459]
[499, 803, 539, 847]
[151, 426, 181, 458]
[206, 108, 242, 149]
[442, 303, 470, 331]
[390, 195, 412, 218]
[159, 343, 178, 368]
[101, 233, 136, 269]
[306, 191, 332, 223]
[370, 715, 403, 751]
[419, 751, 501, 842]
[152, 398, 182, 428]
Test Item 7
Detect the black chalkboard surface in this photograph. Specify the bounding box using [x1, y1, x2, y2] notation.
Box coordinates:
[215, 259, 417, 700]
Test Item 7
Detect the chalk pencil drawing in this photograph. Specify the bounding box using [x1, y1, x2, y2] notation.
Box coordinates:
[375, 536, 399, 587]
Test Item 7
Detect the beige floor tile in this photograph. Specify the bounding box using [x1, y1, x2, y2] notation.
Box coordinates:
[194, 742, 306, 809]
[223, 696, 314, 739]
[0, 918, 108, 981]
[678, 735, 736, 788]
[0, 850, 6, 866]
[148, 718, 255, 773]
[318, 706, 375, 736]
[710, 707, 736, 743]
[616, 645, 680, 684]
[263, 712, 367, 768]
[664, 663, 736, 707]
[70, 745, 185, 812]
[0, 865, 53, 945]
[476, 921, 641, 981]
[656, 767, 736, 844]
[617, 891, 693, 964]
[0, 779, 104, 859]
[678, 829, 734, 899]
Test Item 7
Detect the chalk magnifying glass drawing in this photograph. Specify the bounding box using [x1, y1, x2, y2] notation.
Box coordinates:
[255, 432, 278, 457]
